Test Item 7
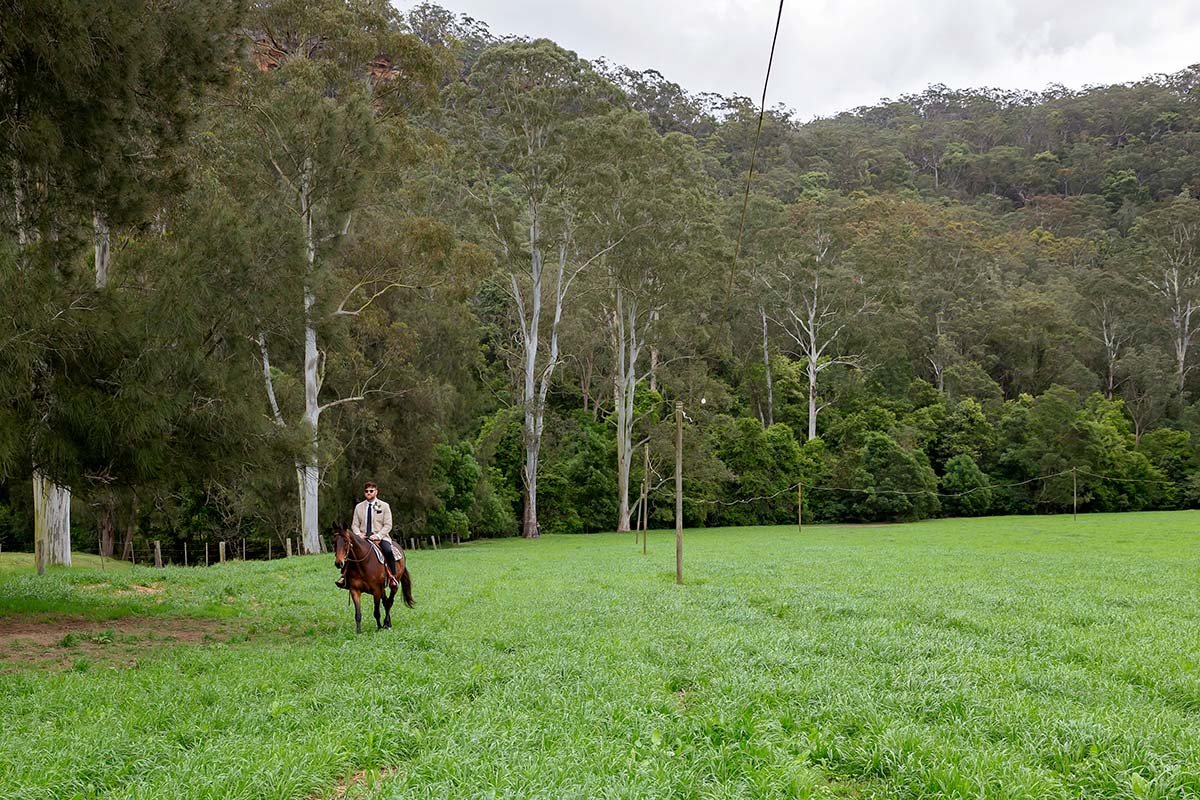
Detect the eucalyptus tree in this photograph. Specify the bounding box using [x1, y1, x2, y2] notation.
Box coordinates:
[734, 193, 796, 427]
[568, 110, 720, 532]
[1, 0, 240, 572]
[210, 0, 444, 554]
[1130, 192, 1200, 399]
[762, 203, 879, 441]
[886, 200, 994, 394]
[448, 39, 612, 538]
[1064, 241, 1140, 401]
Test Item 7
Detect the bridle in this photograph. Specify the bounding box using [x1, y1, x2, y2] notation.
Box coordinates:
[334, 529, 368, 568]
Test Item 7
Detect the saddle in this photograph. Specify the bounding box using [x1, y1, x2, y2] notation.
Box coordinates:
[365, 537, 399, 588]
[365, 538, 386, 565]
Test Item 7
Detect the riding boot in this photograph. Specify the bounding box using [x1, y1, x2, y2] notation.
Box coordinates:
[335, 568, 347, 589]
[385, 553, 399, 588]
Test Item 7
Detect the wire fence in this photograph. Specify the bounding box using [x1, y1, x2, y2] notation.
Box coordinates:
[3, 467, 1192, 568]
[686, 466, 1187, 507]
[0, 529, 459, 569]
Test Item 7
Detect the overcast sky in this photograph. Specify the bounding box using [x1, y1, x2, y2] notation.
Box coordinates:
[397, 0, 1200, 120]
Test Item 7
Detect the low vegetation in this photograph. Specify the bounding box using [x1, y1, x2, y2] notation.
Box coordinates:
[3, 513, 1198, 799]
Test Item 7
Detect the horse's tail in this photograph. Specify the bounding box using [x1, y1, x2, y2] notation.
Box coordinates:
[401, 566, 414, 608]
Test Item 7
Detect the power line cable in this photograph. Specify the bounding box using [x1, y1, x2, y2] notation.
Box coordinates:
[728, 0, 786, 301]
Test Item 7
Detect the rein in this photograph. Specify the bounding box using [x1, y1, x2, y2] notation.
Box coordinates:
[336, 532, 370, 566]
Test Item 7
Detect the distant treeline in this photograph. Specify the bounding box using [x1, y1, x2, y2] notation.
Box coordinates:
[2, 2, 1198, 562]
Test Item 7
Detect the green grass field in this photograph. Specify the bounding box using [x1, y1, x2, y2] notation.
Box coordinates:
[2, 513, 1199, 799]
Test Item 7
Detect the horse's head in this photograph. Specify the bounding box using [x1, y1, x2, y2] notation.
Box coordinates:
[332, 523, 351, 570]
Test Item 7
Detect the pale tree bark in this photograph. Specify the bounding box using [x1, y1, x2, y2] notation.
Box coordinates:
[93, 210, 116, 554]
[760, 306, 774, 427]
[297, 157, 322, 554]
[253, 161, 323, 556]
[1141, 218, 1200, 397]
[612, 287, 652, 532]
[25, 171, 77, 574]
[514, 200, 545, 539]
[502, 197, 604, 537]
[926, 315, 949, 394]
[515, 235, 580, 538]
[1157, 266, 1196, 396]
[33, 471, 71, 574]
[1096, 300, 1132, 400]
[94, 211, 111, 290]
[769, 245, 875, 441]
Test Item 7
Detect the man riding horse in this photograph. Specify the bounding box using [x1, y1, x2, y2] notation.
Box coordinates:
[336, 480, 400, 589]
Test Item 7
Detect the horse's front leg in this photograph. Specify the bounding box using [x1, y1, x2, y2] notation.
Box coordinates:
[373, 593, 383, 629]
[351, 589, 363, 634]
[383, 585, 395, 629]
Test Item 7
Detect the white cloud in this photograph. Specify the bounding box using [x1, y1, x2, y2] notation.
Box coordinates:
[397, 0, 1200, 118]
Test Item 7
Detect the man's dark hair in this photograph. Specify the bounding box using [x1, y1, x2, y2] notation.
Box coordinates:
[364, 481, 378, 490]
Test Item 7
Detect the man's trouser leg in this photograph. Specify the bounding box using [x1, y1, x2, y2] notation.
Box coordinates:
[380, 540, 398, 587]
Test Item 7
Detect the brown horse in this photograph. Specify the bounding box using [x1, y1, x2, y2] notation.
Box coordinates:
[332, 523, 414, 633]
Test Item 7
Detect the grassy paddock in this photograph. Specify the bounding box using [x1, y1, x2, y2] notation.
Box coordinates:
[2, 512, 1199, 799]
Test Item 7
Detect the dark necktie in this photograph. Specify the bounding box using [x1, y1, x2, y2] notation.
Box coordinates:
[366, 504, 373, 535]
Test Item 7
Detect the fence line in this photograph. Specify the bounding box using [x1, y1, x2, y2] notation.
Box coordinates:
[693, 466, 1188, 507]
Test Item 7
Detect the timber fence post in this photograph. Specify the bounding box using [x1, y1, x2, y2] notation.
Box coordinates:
[675, 401, 683, 586]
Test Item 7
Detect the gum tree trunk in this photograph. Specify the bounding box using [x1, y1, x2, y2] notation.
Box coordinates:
[298, 158, 322, 555]
[33, 471, 71, 574]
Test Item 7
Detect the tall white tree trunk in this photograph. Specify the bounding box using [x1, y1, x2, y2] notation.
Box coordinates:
[1166, 268, 1195, 396]
[1141, 216, 1200, 398]
[298, 158, 322, 554]
[774, 259, 873, 442]
[517, 204, 545, 539]
[613, 289, 641, 533]
[1097, 302, 1129, 400]
[33, 470, 71, 574]
[94, 211, 111, 289]
[91, 211, 114, 555]
[761, 306, 774, 427]
[807, 356, 819, 441]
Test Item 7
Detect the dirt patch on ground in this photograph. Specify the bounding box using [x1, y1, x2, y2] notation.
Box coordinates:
[0, 614, 229, 670]
[309, 767, 400, 800]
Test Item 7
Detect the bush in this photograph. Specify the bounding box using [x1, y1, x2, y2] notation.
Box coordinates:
[843, 432, 940, 522]
[940, 454, 992, 517]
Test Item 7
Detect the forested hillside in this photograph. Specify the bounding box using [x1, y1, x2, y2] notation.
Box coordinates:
[4, 1, 1200, 565]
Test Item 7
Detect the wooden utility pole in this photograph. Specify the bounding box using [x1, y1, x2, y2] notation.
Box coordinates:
[675, 401, 683, 585]
[153, 541, 162, 568]
[218, 541, 226, 564]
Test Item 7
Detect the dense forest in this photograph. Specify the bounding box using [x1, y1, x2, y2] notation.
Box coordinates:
[4, 1, 1200, 568]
